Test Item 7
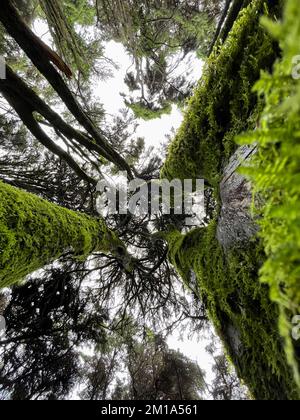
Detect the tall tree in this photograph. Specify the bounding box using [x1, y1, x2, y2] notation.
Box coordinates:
[0, 0, 134, 179]
[206, 342, 249, 400]
[1, 0, 293, 403]
[124, 335, 205, 400]
[0, 264, 109, 400]
[96, 0, 223, 119]
[80, 334, 206, 400]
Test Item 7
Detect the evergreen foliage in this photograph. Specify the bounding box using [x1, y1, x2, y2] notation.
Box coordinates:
[238, 0, 300, 385]
[38, 0, 99, 77]
[95, 0, 222, 119]
[1, 0, 299, 401]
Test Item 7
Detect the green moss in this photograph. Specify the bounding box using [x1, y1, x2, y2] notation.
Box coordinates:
[0, 181, 113, 288]
[167, 222, 299, 399]
[162, 0, 300, 399]
[161, 0, 279, 187]
[237, 0, 300, 386]
[126, 101, 172, 121]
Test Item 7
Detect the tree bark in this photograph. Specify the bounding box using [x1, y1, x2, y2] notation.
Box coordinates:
[208, 0, 232, 56]
[217, 145, 258, 251]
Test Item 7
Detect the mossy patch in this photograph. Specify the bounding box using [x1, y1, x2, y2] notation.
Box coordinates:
[237, 0, 300, 387]
[166, 222, 299, 399]
[161, 0, 279, 188]
[0, 181, 113, 288]
[162, 0, 300, 399]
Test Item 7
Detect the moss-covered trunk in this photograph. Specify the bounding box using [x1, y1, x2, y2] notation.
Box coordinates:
[162, 0, 300, 400]
[0, 181, 113, 288]
[161, 0, 280, 186]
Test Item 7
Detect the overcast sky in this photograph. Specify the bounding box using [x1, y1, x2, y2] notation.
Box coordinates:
[33, 21, 216, 393]
[95, 40, 204, 151]
[92, 39, 215, 389]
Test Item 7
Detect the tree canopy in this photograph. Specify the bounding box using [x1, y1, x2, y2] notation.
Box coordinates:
[0, 0, 300, 401]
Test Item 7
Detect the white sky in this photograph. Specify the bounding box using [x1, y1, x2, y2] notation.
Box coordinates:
[95, 40, 204, 150]
[32, 21, 216, 394]
[92, 40, 215, 389]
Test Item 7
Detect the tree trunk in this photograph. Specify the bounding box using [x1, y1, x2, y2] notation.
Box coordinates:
[217, 145, 258, 251]
[0, 181, 114, 288]
[219, 0, 247, 44]
[208, 0, 232, 56]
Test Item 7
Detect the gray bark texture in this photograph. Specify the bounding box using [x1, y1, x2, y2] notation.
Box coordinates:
[217, 145, 258, 251]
